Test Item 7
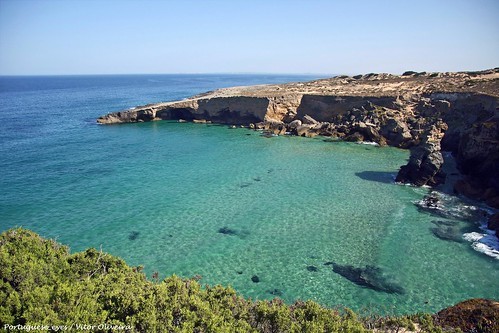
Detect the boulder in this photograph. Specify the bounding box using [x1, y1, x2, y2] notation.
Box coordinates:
[288, 119, 302, 129]
[302, 114, 319, 125]
[257, 121, 287, 135]
[344, 132, 364, 142]
[357, 124, 382, 143]
[296, 124, 317, 137]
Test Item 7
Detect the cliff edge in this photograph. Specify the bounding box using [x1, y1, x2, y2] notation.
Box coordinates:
[98, 69, 499, 232]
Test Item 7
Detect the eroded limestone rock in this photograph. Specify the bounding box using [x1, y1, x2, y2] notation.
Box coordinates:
[97, 68, 499, 214]
[396, 122, 448, 186]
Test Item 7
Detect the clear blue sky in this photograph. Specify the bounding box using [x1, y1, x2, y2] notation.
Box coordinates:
[0, 0, 498, 75]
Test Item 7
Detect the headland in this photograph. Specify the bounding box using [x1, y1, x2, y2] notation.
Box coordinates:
[98, 68, 499, 237]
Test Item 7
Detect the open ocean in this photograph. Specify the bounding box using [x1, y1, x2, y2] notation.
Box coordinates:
[0, 74, 497, 314]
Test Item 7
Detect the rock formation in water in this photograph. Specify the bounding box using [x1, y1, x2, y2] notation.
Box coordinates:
[329, 262, 405, 294]
[97, 69, 499, 210]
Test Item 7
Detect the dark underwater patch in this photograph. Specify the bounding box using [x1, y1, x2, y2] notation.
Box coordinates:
[128, 231, 140, 241]
[218, 227, 238, 236]
[330, 262, 405, 294]
[430, 220, 465, 242]
[268, 288, 283, 297]
[218, 227, 249, 239]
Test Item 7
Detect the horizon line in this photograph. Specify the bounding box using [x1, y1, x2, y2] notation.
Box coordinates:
[0, 72, 338, 77]
[1, 66, 496, 78]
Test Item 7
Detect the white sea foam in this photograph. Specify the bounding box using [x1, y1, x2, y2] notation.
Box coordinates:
[417, 190, 489, 221]
[463, 232, 485, 242]
[357, 141, 379, 146]
[463, 232, 499, 259]
[417, 190, 498, 259]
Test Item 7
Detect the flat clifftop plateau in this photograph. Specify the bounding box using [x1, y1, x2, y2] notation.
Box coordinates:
[97, 68, 499, 126]
[190, 68, 499, 99]
[97, 69, 499, 235]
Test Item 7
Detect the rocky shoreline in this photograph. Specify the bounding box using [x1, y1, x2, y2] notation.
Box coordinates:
[97, 68, 499, 238]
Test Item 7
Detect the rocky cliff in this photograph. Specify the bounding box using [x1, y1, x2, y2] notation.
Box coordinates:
[98, 68, 499, 216]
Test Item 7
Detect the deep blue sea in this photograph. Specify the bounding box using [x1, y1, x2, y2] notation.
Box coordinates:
[0, 74, 498, 314]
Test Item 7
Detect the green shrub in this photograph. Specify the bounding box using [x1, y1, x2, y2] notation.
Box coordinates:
[0, 228, 494, 332]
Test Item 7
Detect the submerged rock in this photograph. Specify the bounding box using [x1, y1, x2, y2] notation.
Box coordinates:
[267, 288, 283, 297]
[218, 227, 249, 239]
[416, 191, 489, 223]
[128, 231, 140, 241]
[218, 227, 238, 236]
[306, 265, 319, 272]
[431, 219, 457, 226]
[251, 275, 260, 283]
[430, 226, 464, 243]
[331, 262, 405, 294]
[420, 194, 442, 209]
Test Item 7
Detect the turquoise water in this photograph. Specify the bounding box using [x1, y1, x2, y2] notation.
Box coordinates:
[0, 75, 497, 315]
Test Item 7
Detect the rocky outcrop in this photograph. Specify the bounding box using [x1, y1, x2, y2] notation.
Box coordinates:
[453, 117, 499, 206]
[435, 298, 499, 333]
[97, 68, 499, 208]
[395, 121, 447, 186]
[102, 97, 272, 125]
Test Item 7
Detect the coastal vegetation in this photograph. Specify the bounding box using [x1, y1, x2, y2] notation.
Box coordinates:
[1, 228, 497, 332]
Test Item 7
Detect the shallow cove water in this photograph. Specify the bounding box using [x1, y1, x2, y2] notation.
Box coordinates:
[0, 75, 498, 315]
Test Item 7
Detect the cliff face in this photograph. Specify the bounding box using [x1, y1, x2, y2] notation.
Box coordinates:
[155, 97, 271, 125]
[97, 68, 499, 211]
